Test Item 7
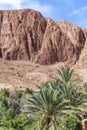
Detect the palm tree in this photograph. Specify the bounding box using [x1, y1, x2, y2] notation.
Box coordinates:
[25, 66, 87, 130]
[54, 66, 87, 115]
[58, 84, 87, 115]
[26, 82, 87, 130]
[26, 85, 68, 130]
[55, 66, 81, 85]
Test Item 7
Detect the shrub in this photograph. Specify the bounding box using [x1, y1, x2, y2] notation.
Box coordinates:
[58, 114, 82, 130]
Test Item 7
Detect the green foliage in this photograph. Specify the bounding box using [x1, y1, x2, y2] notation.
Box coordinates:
[0, 88, 34, 130]
[55, 66, 81, 85]
[0, 127, 16, 130]
[58, 114, 82, 130]
[0, 66, 86, 130]
[26, 86, 62, 130]
[11, 113, 32, 130]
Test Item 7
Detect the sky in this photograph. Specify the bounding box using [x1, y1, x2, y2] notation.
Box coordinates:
[0, 0, 87, 27]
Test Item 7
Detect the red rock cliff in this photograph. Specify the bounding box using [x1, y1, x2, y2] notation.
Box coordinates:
[0, 9, 86, 65]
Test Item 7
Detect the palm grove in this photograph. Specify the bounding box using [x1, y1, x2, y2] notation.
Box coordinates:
[0, 67, 87, 130]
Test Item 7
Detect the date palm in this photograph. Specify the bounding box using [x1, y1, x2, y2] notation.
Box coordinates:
[26, 82, 87, 130]
[55, 66, 81, 85]
[26, 86, 68, 130]
[54, 66, 87, 114]
[25, 66, 87, 130]
[58, 84, 87, 114]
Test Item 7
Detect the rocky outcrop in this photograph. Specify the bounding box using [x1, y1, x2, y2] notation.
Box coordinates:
[75, 28, 87, 68]
[0, 9, 47, 61]
[0, 9, 86, 65]
[57, 21, 85, 62]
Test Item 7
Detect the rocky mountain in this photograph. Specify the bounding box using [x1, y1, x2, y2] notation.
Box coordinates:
[0, 9, 86, 65]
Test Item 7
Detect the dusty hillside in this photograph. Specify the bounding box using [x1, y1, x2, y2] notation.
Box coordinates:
[0, 59, 86, 90]
[0, 60, 55, 89]
[0, 60, 62, 90]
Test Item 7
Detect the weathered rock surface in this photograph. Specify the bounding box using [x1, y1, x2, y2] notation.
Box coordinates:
[0, 9, 86, 65]
[75, 28, 87, 68]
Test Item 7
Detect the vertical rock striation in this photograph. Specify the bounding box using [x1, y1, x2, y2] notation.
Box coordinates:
[0, 9, 86, 65]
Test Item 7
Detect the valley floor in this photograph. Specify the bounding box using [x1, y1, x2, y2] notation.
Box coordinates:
[0, 59, 87, 90]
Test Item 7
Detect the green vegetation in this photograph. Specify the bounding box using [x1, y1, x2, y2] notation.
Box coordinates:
[0, 66, 87, 130]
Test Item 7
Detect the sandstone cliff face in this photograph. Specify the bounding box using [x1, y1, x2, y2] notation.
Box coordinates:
[0, 9, 47, 61]
[75, 28, 87, 68]
[36, 19, 74, 64]
[57, 21, 85, 63]
[0, 9, 86, 65]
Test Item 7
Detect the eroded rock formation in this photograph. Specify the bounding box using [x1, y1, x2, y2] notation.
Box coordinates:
[0, 9, 86, 65]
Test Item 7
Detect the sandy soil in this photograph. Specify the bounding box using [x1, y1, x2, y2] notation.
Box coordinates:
[0, 59, 87, 90]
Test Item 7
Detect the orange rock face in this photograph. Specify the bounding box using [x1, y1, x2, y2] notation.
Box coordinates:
[0, 9, 86, 65]
[82, 119, 87, 130]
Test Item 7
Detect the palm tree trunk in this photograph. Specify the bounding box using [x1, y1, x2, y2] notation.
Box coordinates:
[51, 124, 58, 130]
[51, 117, 58, 130]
